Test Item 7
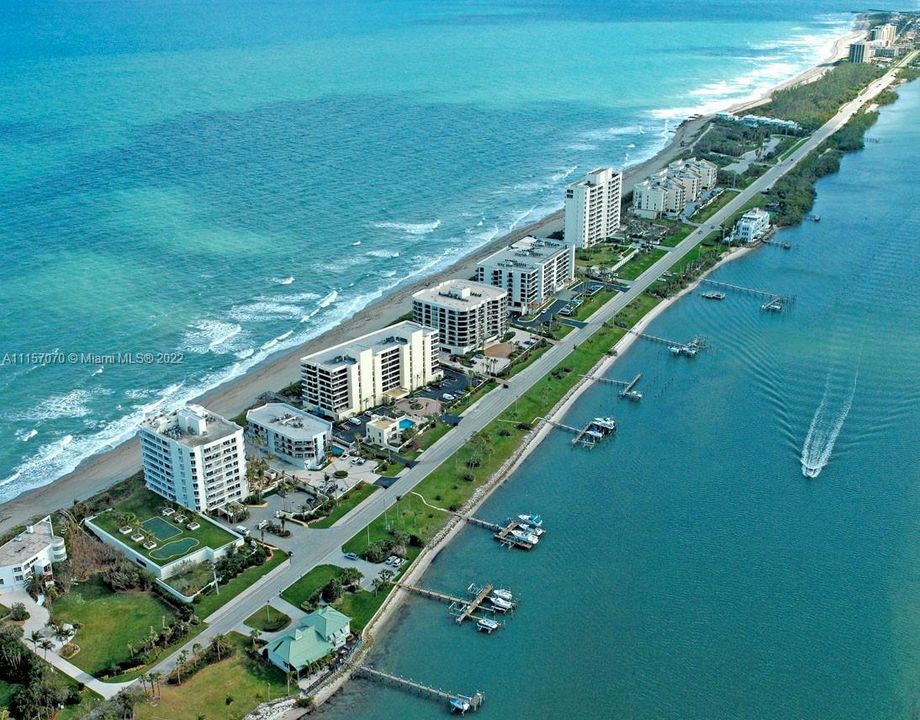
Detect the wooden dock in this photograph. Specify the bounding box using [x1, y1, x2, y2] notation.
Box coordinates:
[357, 666, 484, 713]
[699, 278, 795, 312]
[394, 581, 496, 624]
[629, 329, 708, 350]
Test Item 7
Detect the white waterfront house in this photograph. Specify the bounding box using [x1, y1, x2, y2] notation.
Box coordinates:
[246, 403, 331, 470]
[475, 236, 575, 314]
[733, 208, 771, 244]
[564, 167, 623, 248]
[139, 405, 248, 513]
[300, 321, 441, 421]
[0, 517, 66, 594]
[412, 279, 507, 356]
[364, 414, 411, 448]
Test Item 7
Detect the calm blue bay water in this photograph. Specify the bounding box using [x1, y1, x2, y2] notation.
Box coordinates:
[0, 4, 906, 497]
[317, 78, 920, 718]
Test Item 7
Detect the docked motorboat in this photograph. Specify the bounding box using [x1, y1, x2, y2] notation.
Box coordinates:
[517, 513, 543, 528]
[477, 617, 500, 634]
[510, 529, 540, 546]
[492, 588, 513, 602]
[450, 696, 471, 714]
[591, 417, 617, 431]
[489, 594, 514, 611]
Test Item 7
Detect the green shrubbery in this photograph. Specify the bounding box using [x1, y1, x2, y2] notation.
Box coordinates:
[759, 62, 885, 130]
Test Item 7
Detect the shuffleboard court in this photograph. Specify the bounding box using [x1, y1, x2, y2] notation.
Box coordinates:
[150, 537, 199, 560]
[142, 516, 182, 541]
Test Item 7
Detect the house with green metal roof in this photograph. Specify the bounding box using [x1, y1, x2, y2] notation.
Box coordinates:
[266, 606, 351, 676]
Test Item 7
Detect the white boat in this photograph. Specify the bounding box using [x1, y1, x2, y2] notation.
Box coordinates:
[492, 588, 513, 602]
[510, 529, 539, 546]
[450, 697, 471, 714]
[591, 417, 617, 434]
[477, 617, 500, 633]
[517, 513, 543, 528]
[802, 464, 821, 479]
[489, 595, 514, 611]
[668, 345, 683, 355]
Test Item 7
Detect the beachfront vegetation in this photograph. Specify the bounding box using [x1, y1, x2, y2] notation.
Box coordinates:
[759, 61, 885, 130]
[696, 119, 777, 157]
[310, 482, 379, 529]
[134, 633, 289, 720]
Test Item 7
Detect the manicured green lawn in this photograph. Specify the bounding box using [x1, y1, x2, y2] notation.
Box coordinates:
[334, 589, 382, 632]
[571, 289, 617, 322]
[659, 222, 695, 247]
[311, 483, 380, 529]
[135, 633, 289, 720]
[52, 576, 181, 678]
[90, 482, 236, 566]
[195, 548, 289, 619]
[280, 565, 342, 609]
[244, 605, 290, 632]
[617, 249, 667, 281]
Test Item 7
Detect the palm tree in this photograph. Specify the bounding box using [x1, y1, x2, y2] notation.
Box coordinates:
[29, 630, 42, 651]
[224, 694, 234, 720]
[39, 638, 53, 659]
[249, 628, 260, 650]
[174, 649, 188, 685]
[149, 671, 162, 698]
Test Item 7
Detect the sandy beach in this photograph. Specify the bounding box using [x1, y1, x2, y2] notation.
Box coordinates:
[0, 27, 858, 535]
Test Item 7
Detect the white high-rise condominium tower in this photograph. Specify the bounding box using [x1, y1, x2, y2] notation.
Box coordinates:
[139, 405, 248, 513]
[564, 167, 623, 249]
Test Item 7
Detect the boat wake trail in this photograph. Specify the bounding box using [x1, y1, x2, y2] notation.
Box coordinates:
[800, 366, 859, 478]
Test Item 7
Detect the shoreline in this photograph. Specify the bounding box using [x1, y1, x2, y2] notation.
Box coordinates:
[0, 25, 857, 535]
[311, 239, 758, 707]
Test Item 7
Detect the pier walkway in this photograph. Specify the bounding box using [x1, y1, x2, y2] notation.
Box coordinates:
[357, 666, 484, 713]
[699, 278, 794, 312]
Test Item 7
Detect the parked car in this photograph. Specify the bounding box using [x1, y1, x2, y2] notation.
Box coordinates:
[344, 552, 359, 561]
[347, 417, 362, 426]
[234, 525, 250, 537]
[441, 393, 455, 401]
[385, 555, 398, 566]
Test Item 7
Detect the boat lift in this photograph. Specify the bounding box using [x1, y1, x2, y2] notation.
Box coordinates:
[699, 278, 795, 313]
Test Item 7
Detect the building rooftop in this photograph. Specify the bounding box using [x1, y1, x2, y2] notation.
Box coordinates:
[246, 403, 331, 440]
[0, 519, 60, 566]
[301, 321, 437, 371]
[413, 279, 506, 310]
[141, 404, 241, 448]
[479, 236, 568, 271]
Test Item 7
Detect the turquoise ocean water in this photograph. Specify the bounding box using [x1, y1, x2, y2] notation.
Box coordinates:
[318, 78, 920, 719]
[0, 0, 899, 500]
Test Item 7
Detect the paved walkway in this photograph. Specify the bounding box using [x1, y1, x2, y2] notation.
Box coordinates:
[7, 590, 133, 700]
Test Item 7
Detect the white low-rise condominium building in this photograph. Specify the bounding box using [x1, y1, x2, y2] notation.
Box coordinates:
[476, 236, 575, 314]
[632, 177, 686, 219]
[139, 405, 248, 513]
[564, 167, 623, 249]
[301, 321, 441, 421]
[246, 403, 332, 470]
[412, 279, 507, 355]
[0, 516, 66, 594]
[733, 208, 771, 244]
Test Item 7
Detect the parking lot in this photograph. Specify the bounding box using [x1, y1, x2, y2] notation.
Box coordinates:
[415, 366, 470, 403]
